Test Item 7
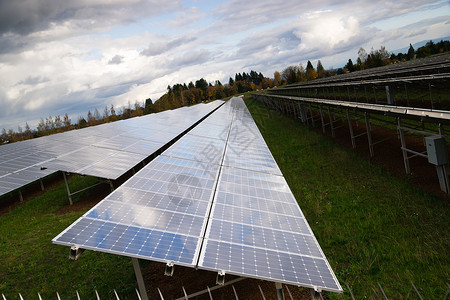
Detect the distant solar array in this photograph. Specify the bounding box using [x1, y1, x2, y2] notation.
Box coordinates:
[53, 97, 342, 292]
[283, 53, 450, 88]
[0, 101, 224, 197]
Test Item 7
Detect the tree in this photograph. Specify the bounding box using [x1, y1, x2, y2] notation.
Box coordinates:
[273, 71, 281, 86]
[357, 48, 367, 70]
[63, 113, 71, 128]
[195, 78, 208, 92]
[37, 118, 46, 135]
[317, 60, 325, 78]
[345, 59, 355, 72]
[54, 115, 62, 129]
[24, 122, 32, 139]
[305, 60, 318, 81]
[77, 117, 87, 128]
[407, 43, 415, 60]
[281, 66, 299, 84]
[1, 128, 7, 143]
[228, 77, 234, 86]
[133, 101, 143, 116]
[87, 110, 95, 125]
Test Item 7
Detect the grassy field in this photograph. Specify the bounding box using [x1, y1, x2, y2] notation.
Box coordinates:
[0, 176, 137, 299]
[0, 98, 448, 299]
[245, 97, 449, 298]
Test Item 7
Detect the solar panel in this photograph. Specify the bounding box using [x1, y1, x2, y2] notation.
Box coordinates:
[0, 100, 224, 197]
[198, 167, 341, 291]
[53, 155, 221, 267]
[196, 98, 341, 292]
[52, 97, 342, 293]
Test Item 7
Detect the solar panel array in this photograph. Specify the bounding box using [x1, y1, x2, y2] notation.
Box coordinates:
[0, 101, 224, 197]
[53, 97, 342, 292]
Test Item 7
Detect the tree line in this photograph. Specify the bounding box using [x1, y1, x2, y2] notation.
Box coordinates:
[1, 39, 448, 144]
[0, 102, 146, 143]
[278, 39, 450, 86]
[152, 70, 271, 112]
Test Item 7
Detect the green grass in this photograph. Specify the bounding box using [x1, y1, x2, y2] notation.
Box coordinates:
[0, 176, 136, 299]
[245, 97, 449, 299]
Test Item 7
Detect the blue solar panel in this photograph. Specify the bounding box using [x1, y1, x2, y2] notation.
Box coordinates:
[53, 155, 221, 267]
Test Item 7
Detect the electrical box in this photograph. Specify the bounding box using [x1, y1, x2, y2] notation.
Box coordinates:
[425, 136, 448, 165]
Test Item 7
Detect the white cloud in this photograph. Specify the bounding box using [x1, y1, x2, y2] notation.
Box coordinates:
[0, 0, 449, 130]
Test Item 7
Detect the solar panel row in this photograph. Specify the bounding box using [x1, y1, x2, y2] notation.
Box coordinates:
[198, 99, 341, 291]
[0, 101, 224, 197]
[53, 97, 342, 292]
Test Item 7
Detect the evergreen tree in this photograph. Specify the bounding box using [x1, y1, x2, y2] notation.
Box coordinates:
[407, 43, 415, 60]
[317, 60, 325, 78]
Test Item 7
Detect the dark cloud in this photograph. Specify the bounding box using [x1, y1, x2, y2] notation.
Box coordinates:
[0, 0, 182, 36]
[108, 55, 124, 65]
[0, 0, 183, 55]
[140, 36, 197, 56]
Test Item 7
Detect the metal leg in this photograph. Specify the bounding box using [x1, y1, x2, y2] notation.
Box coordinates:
[275, 282, 285, 300]
[429, 82, 434, 109]
[405, 83, 410, 106]
[109, 180, 114, 192]
[436, 165, 450, 194]
[328, 107, 335, 138]
[40, 179, 45, 191]
[365, 113, 374, 157]
[365, 86, 369, 103]
[132, 258, 149, 300]
[63, 172, 73, 205]
[309, 104, 315, 127]
[397, 119, 410, 174]
[299, 104, 307, 123]
[19, 190, 24, 202]
[347, 110, 356, 149]
[319, 106, 326, 133]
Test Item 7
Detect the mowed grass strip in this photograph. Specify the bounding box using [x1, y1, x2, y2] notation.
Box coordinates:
[245, 97, 449, 299]
[0, 176, 136, 299]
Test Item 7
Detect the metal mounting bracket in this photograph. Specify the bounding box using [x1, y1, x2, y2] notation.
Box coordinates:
[164, 262, 175, 276]
[69, 246, 85, 260]
[216, 270, 226, 285]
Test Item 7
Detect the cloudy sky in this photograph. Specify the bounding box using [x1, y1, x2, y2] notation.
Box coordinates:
[0, 0, 449, 130]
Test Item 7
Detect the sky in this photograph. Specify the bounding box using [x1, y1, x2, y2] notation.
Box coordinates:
[0, 0, 449, 130]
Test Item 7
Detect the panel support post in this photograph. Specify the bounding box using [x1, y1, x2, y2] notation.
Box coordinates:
[319, 106, 326, 133]
[328, 107, 335, 138]
[365, 112, 374, 157]
[436, 165, 450, 194]
[299, 104, 307, 124]
[40, 179, 45, 191]
[109, 180, 115, 192]
[309, 288, 321, 300]
[275, 282, 285, 300]
[132, 258, 149, 300]
[63, 172, 73, 205]
[347, 109, 356, 149]
[19, 190, 24, 202]
[309, 104, 315, 127]
[397, 118, 410, 174]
